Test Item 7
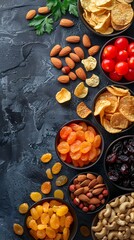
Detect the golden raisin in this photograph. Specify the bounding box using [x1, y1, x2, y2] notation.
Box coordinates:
[13, 223, 24, 236]
[18, 203, 29, 214]
[46, 168, 53, 179]
[56, 175, 68, 186]
[30, 192, 42, 202]
[41, 181, 52, 194]
[80, 225, 90, 237]
[52, 162, 62, 174]
[54, 189, 64, 199]
[40, 153, 52, 163]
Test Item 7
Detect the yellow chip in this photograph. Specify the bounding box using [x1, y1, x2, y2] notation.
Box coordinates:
[106, 86, 129, 96]
[100, 110, 104, 124]
[110, 112, 129, 129]
[94, 12, 111, 33]
[102, 118, 122, 133]
[76, 102, 92, 118]
[81, 56, 97, 71]
[95, 0, 112, 7]
[111, 20, 131, 31]
[98, 0, 116, 10]
[83, 10, 96, 28]
[111, 3, 133, 26]
[97, 91, 118, 113]
[74, 82, 88, 98]
[105, 113, 113, 120]
[94, 99, 111, 116]
[86, 74, 100, 87]
[118, 96, 134, 122]
[56, 88, 71, 103]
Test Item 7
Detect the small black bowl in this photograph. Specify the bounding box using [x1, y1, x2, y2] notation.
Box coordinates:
[104, 135, 134, 191]
[78, 0, 133, 37]
[68, 171, 109, 215]
[24, 197, 78, 240]
[99, 36, 134, 85]
[92, 85, 134, 134]
[55, 119, 104, 170]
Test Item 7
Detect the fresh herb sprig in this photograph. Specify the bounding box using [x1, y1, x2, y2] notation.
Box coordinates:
[29, 0, 78, 35]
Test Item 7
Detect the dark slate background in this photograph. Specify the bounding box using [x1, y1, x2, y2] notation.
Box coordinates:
[0, 0, 134, 239]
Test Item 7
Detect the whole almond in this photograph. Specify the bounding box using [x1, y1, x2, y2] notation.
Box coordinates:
[80, 179, 90, 187]
[82, 34, 91, 48]
[88, 45, 100, 56]
[60, 19, 74, 27]
[57, 75, 70, 83]
[65, 57, 75, 69]
[51, 57, 62, 69]
[26, 10, 36, 20]
[78, 194, 90, 204]
[97, 175, 103, 184]
[68, 72, 77, 81]
[83, 186, 89, 194]
[62, 66, 71, 74]
[50, 44, 62, 57]
[94, 184, 105, 189]
[69, 53, 80, 62]
[89, 197, 100, 205]
[59, 46, 72, 57]
[74, 47, 84, 59]
[88, 179, 98, 189]
[87, 173, 96, 180]
[77, 175, 87, 182]
[92, 188, 104, 195]
[38, 6, 50, 14]
[74, 188, 84, 196]
[75, 67, 86, 81]
[66, 36, 80, 43]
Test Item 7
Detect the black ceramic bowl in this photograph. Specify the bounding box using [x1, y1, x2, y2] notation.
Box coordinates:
[55, 119, 104, 170]
[68, 172, 109, 215]
[78, 0, 133, 37]
[91, 192, 134, 240]
[104, 135, 134, 191]
[92, 85, 134, 134]
[24, 197, 78, 240]
[99, 36, 134, 85]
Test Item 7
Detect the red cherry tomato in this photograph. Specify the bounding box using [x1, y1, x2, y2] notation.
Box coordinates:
[124, 68, 134, 82]
[128, 56, 134, 69]
[128, 42, 134, 57]
[103, 45, 117, 59]
[101, 59, 115, 72]
[115, 62, 129, 75]
[116, 50, 128, 61]
[114, 37, 129, 51]
[109, 71, 122, 82]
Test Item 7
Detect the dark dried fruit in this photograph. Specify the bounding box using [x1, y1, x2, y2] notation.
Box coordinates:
[56, 175, 68, 186]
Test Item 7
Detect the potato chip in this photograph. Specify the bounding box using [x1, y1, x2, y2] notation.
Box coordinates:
[94, 99, 111, 116]
[81, 56, 97, 71]
[105, 113, 113, 120]
[74, 82, 88, 98]
[83, 10, 96, 27]
[97, 26, 114, 34]
[100, 110, 104, 124]
[118, 96, 134, 122]
[56, 88, 71, 103]
[110, 112, 129, 129]
[106, 86, 129, 96]
[86, 74, 100, 87]
[111, 20, 131, 31]
[76, 102, 92, 118]
[93, 12, 111, 33]
[96, 0, 112, 7]
[111, 3, 133, 26]
[97, 91, 118, 113]
[102, 118, 122, 133]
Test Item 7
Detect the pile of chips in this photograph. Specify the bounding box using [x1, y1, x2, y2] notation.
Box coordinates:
[80, 0, 134, 35]
[94, 86, 134, 133]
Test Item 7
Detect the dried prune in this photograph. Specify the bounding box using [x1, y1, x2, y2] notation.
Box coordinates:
[108, 170, 119, 181]
[120, 164, 129, 175]
[106, 153, 117, 164]
[118, 155, 129, 162]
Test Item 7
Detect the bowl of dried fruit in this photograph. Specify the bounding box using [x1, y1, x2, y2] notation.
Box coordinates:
[24, 197, 78, 240]
[68, 172, 109, 214]
[104, 135, 134, 191]
[78, 0, 134, 37]
[99, 36, 134, 84]
[93, 85, 134, 134]
[91, 192, 134, 240]
[55, 119, 104, 170]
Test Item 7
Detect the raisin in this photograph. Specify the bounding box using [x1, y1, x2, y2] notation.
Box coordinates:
[52, 162, 62, 174]
[13, 223, 24, 236]
[54, 189, 64, 199]
[41, 181, 51, 194]
[56, 175, 68, 186]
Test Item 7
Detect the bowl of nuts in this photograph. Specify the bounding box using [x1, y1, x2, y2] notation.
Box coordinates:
[68, 172, 109, 214]
[91, 192, 134, 240]
[104, 135, 134, 191]
[55, 119, 104, 170]
[93, 85, 134, 134]
[24, 197, 78, 240]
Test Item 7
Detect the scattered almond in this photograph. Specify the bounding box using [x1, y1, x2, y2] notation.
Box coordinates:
[88, 45, 100, 56]
[60, 19, 74, 27]
[68, 72, 77, 81]
[62, 66, 71, 74]
[65, 57, 75, 69]
[38, 6, 50, 14]
[75, 67, 86, 81]
[74, 47, 84, 59]
[50, 57, 62, 69]
[59, 46, 72, 57]
[57, 75, 70, 83]
[82, 34, 91, 48]
[69, 53, 80, 62]
[26, 10, 36, 20]
[66, 36, 80, 43]
[50, 44, 62, 57]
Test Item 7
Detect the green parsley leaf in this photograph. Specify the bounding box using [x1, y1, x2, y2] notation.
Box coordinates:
[69, 3, 79, 17]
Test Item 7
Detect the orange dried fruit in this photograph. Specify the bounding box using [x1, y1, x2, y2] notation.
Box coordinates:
[70, 140, 81, 153]
[46, 226, 56, 238]
[46, 168, 53, 179]
[60, 126, 72, 140]
[76, 130, 85, 141]
[30, 192, 42, 202]
[80, 141, 91, 154]
[13, 223, 24, 236]
[57, 141, 70, 154]
[36, 229, 46, 239]
[18, 203, 29, 214]
[67, 131, 76, 145]
[42, 202, 49, 212]
[79, 121, 88, 131]
[54, 189, 64, 199]
[93, 135, 102, 148]
[29, 219, 38, 231]
[50, 213, 60, 229]
[40, 152, 52, 163]
[65, 215, 73, 228]
[85, 130, 95, 143]
[70, 150, 81, 160]
[41, 213, 50, 225]
[69, 123, 83, 131]
[41, 181, 52, 194]
[52, 162, 62, 174]
[30, 208, 40, 220]
[88, 147, 97, 161]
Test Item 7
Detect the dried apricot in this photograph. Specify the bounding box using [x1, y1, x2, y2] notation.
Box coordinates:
[76, 130, 85, 141]
[56, 175, 68, 186]
[13, 223, 24, 236]
[81, 152, 89, 161]
[60, 153, 67, 161]
[18, 203, 29, 214]
[67, 131, 76, 145]
[70, 140, 81, 153]
[88, 147, 97, 161]
[70, 150, 81, 160]
[46, 168, 53, 179]
[52, 162, 62, 174]
[80, 141, 91, 154]
[57, 141, 70, 154]
[30, 192, 42, 202]
[60, 126, 72, 140]
[54, 189, 64, 199]
[93, 135, 102, 148]
[79, 121, 88, 131]
[41, 181, 52, 194]
[85, 130, 95, 143]
[69, 123, 82, 131]
[40, 153, 52, 163]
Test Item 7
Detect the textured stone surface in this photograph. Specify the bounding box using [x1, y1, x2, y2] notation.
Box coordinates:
[0, 1, 134, 239]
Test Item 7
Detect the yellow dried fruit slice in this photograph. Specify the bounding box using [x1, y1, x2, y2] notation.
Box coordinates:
[13, 223, 24, 236]
[52, 162, 62, 174]
[30, 192, 42, 202]
[40, 153, 52, 163]
[54, 189, 64, 199]
[46, 168, 53, 179]
[18, 203, 29, 214]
